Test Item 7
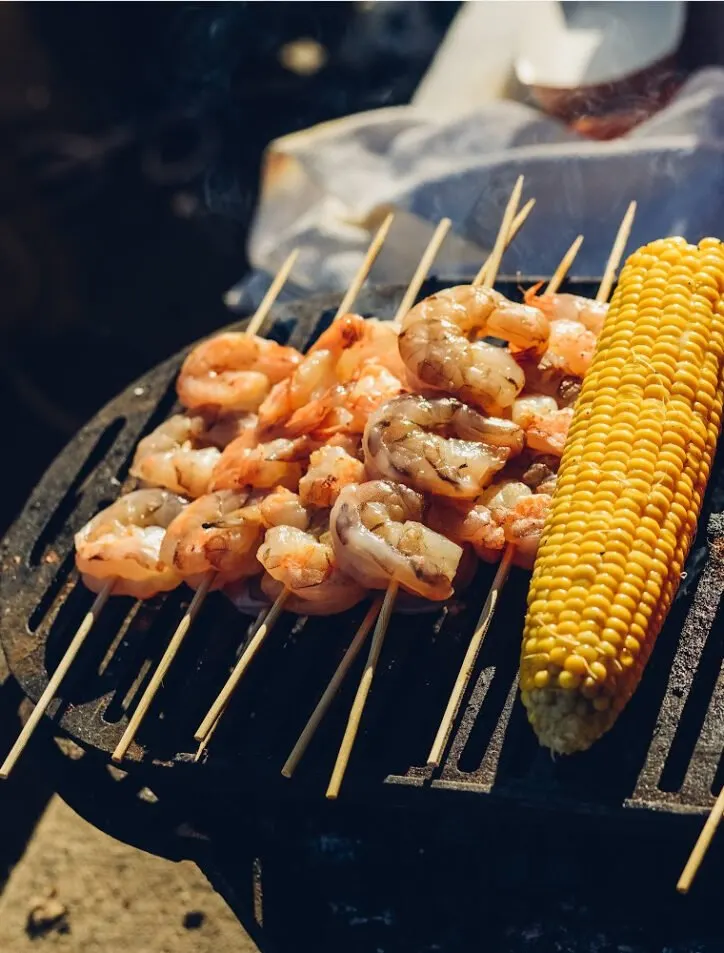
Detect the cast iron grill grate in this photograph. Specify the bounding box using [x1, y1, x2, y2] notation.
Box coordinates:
[1, 278, 723, 815]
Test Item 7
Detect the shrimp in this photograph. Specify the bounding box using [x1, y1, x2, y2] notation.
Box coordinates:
[364, 395, 523, 499]
[258, 349, 339, 432]
[330, 480, 462, 600]
[501, 492, 552, 569]
[524, 285, 608, 335]
[260, 485, 310, 531]
[512, 395, 573, 456]
[159, 489, 266, 586]
[75, 489, 186, 598]
[398, 285, 548, 413]
[428, 480, 533, 563]
[427, 498, 504, 561]
[258, 315, 406, 432]
[333, 316, 408, 382]
[177, 332, 302, 413]
[285, 364, 405, 440]
[211, 436, 313, 491]
[130, 412, 258, 499]
[299, 445, 366, 509]
[258, 520, 366, 614]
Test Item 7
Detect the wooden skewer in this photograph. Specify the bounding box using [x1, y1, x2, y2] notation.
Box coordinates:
[596, 200, 636, 304]
[477, 197, 536, 287]
[334, 214, 395, 320]
[245, 248, 301, 336]
[0, 580, 114, 779]
[326, 581, 398, 799]
[0, 252, 303, 777]
[109, 250, 301, 763]
[678, 790, 724, 892]
[324, 183, 531, 795]
[282, 597, 383, 778]
[427, 204, 635, 767]
[474, 174, 524, 287]
[276, 217, 458, 779]
[393, 218, 452, 322]
[191, 219, 399, 747]
[427, 546, 514, 766]
[194, 588, 290, 741]
[112, 571, 214, 762]
[546, 234, 584, 295]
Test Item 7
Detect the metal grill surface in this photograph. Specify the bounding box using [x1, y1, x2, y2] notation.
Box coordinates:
[2, 278, 724, 815]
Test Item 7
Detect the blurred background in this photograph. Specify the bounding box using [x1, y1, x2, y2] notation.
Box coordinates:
[3, 0, 724, 528]
[0, 2, 459, 536]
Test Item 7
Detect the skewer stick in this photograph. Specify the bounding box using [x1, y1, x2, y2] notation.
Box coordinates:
[678, 789, 724, 892]
[334, 214, 395, 320]
[317, 214, 464, 793]
[393, 218, 452, 322]
[245, 248, 300, 336]
[282, 596, 383, 778]
[546, 234, 584, 296]
[477, 198, 536, 288]
[0, 580, 114, 779]
[0, 249, 300, 775]
[326, 581, 399, 799]
[474, 174, 524, 287]
[323, 183, 531, 787]
[108, 251, 301, 763]
[111, 571, 214, 762]
[191, 218, 400, 748]
[596, 200, 636, 304]
[427, 546, 514, 766]
[427, 204, 635, 767]
[194, 589, 290, 741]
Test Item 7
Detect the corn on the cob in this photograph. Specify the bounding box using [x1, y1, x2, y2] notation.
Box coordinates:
[520, 237, 724, 754]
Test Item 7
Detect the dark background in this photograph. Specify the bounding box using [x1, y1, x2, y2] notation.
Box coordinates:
[0, 1, 459, 536]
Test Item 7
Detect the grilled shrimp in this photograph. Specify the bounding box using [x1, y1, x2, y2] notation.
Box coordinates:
[332, 316, 408, 382]
[130, 411, 258, 499]
[299, 445, 366, 509]
[177, 332, 302, 413]
[512, 395, 574, 457]
[501, 492, 551, 569]
[259, 315, 406, 432]
[330, 480, 462, 600]
[428, 479, 533, 562]
[260, 485, 310, 531]
[364, 395, 523, 499]
[258, 349, 338, 432]
[398, 286, 547, 413]
[159, 489, 266, 586]
[258, 518, 366, 614]
[285, 364, 405, 440]
[525, 285, 608, 335]
[211, 436, 312, 491]
[75, 489, 186, 597]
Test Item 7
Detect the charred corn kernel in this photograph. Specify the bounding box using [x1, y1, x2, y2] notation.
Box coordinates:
[521, 237, 724, 754]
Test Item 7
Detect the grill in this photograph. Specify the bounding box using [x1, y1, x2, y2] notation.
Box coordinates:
[3, 274, 724, 820]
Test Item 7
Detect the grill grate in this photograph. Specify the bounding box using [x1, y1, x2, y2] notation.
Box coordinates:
[2, 278, 724, 815]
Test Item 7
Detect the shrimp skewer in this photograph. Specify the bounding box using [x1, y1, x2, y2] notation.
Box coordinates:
[324, 178, 530, 797]
[427, 203, 637, 769]
[193, 215, 403, 746]
[109, 249, 301, 764]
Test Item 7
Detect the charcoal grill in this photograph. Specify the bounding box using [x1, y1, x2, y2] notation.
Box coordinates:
[3, 278, 724, 951]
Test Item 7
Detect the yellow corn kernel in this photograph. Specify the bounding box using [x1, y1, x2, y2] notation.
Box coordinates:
[520, 237, 724, 754]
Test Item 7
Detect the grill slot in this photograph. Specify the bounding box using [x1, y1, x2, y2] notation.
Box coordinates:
[29, 417, 126, 567]
[2, 279, 724, 815]
[28, 552, 76, 633]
